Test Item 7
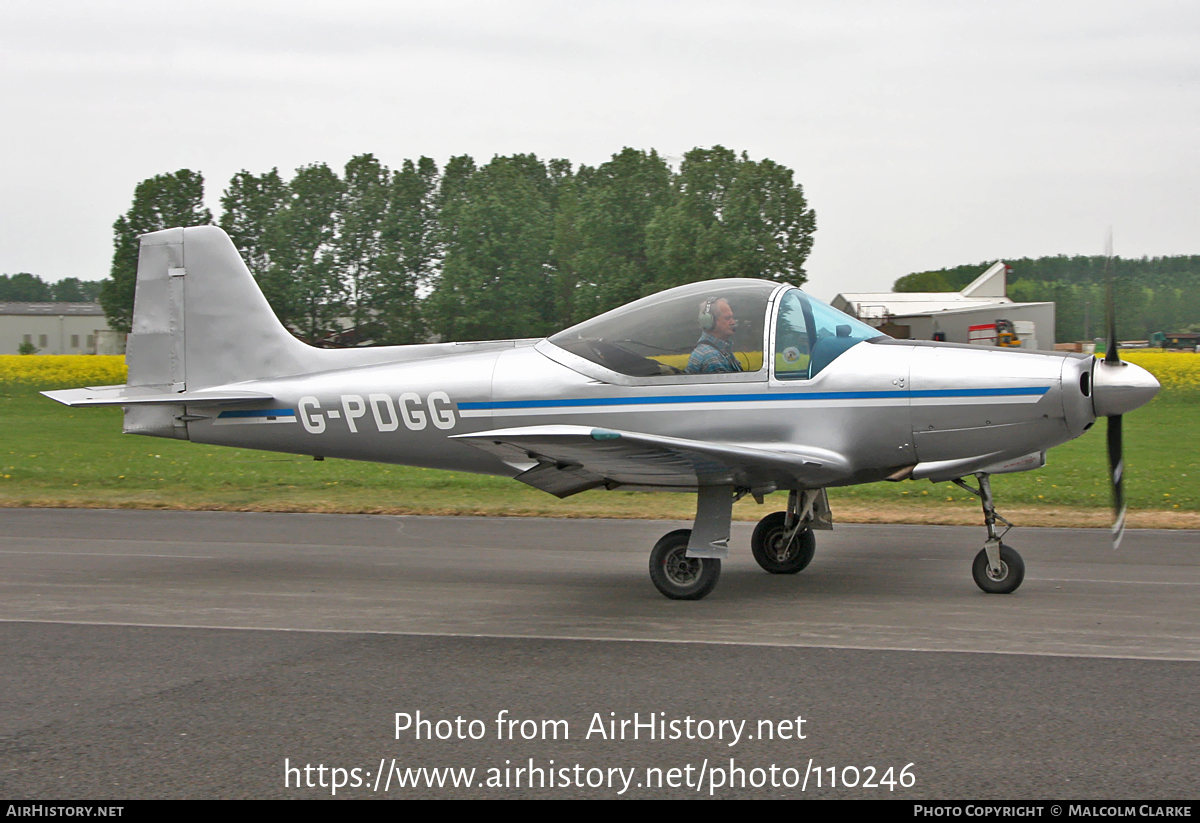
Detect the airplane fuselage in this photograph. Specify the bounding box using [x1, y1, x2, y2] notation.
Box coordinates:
[184, 336, 1096, 489]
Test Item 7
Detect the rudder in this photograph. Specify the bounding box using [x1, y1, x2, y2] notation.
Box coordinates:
[125, 226, 313, 393]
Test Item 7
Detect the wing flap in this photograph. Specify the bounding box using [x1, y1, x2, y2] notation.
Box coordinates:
[512, 462, 608, 498]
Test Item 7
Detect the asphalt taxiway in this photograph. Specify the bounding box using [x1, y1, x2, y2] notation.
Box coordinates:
[1, 509, 1196, 799]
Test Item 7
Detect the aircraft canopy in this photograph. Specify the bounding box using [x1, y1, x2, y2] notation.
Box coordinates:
[548, 279, 883, 379]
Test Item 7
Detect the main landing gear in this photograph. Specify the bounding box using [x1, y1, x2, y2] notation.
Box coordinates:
[645, 477, 1026, 599]
[647, 488, 829, 600]
[750, 506, 817, 575]
[952, 472, 1025, 594]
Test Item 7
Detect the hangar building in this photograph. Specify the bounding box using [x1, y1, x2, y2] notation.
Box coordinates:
[1, 302, 122, 355]
[831, 262, 1056, 351]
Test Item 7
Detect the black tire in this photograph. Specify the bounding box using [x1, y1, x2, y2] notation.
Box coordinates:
[971, 543, 1025, 594]
[648, 529, 721, 600]
[750, 511, 816, 574]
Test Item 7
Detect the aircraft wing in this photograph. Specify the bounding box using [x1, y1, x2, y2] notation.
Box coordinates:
[452, 425, 852, 498]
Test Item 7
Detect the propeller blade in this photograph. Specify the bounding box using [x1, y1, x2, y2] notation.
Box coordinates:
[1104, 228, 1120, 365]
[1107, 413, 1125, 549]
[1101, 228, 1125, 549]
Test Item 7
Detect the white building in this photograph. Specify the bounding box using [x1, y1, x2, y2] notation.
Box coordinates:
[832, 262, 1056, 351]
[0, 302, 123, 355]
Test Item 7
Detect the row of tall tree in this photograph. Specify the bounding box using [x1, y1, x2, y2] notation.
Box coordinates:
[0, 273, 101, 302]
[895, 257, 1200, 342]
[101, 148, 817, 344]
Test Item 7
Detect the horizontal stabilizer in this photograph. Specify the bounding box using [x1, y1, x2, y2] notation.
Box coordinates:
[42, 386, 274, 408]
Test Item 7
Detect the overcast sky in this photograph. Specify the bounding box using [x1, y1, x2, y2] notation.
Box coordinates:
[2, 0, 1196, 300]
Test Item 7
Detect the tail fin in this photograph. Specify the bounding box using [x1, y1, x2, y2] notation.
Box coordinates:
[49, 226, 435, 438]
[126, 226, 312, 392]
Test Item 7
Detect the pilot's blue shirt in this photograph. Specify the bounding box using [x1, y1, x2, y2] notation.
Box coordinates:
[686, 332, 743, 374]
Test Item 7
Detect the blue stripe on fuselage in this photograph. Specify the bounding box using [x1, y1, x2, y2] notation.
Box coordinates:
[458, 386, 1049, 412]
[217, 408, 297, 419]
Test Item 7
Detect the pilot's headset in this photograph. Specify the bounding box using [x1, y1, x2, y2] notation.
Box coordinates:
[698, 296, 719, 331]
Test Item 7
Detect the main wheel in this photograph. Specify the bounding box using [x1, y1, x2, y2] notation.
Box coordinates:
[649, 529, 721, 600]
[750, 511, 816, 574]
[971, 543, 1025, 594]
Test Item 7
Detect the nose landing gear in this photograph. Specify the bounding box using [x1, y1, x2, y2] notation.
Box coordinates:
[953, 472, 1025, 594]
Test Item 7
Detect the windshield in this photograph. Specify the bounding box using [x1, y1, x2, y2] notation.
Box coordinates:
[774, 288, 885, 379]
[548, 280, 779, 377]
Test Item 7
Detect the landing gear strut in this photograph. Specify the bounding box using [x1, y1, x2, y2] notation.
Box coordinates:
[953, 472, 1025, 594]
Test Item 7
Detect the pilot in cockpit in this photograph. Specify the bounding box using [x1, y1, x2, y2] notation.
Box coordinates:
[686, 296, 743, 374]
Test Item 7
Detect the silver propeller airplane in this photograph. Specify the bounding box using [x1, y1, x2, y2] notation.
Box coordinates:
[46, 227, 1160, 600]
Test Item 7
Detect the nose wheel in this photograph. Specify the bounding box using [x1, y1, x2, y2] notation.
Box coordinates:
[971, 543, 1025, 594]
[648, 529, 721, 600]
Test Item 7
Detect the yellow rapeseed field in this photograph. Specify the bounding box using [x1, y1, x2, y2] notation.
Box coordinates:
[1, 351, 1197, 393]
[0, 355, 127, 387]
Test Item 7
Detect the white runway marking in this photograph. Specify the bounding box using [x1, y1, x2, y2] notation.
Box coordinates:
[0, 550, 215, 559]
[1, 617, 1196, 663]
